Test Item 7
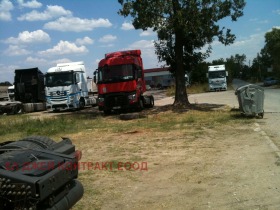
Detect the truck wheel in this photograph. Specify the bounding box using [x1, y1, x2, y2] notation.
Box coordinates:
[120, 113, 140, 120]
[19, 136, 56, 149]
[137, 97, 144, 111]
[103, 109, 111, 115]
[148, 96, 154, 108]
[1, 140, 43, 150]
[79, 98, 85, 109]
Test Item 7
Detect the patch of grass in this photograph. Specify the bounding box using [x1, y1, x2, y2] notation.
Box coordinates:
[0, 107, 253, 143]
[166, 83, 234, 96]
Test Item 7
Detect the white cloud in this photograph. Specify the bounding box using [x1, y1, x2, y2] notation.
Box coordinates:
[140, 28, 156, 37]
[206, 32, 266, 64]
[44, 17, 112, 32]
[4, 30, 50, 44]
[76, 36, 94, 45]
[26, 56, 47, 64]
[0, 0, 14, 21]
[18, 5, 72, 21]
[4, 45, 31, 56]
[51, 58, 72, 65]
[17, 0, 42, 9]
[39, 40, 88, 56]
[274, 9, 280, 15]
[121, 22, 134, 30]
[128, 40, 164, 68]
[129, 40, 155, 49]
[99, 34, 117, 43]
[0, 64, 20, 82]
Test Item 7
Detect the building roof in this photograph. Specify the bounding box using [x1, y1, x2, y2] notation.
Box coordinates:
[144, 67, 170, 73]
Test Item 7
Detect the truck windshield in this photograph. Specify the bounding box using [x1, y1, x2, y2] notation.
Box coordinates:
[45, 72, 74, 87]
[98, 64, 135, 83]
[209, 71, 226, 79]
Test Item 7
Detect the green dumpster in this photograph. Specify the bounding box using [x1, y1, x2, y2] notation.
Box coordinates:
[235, 84, 264, 118]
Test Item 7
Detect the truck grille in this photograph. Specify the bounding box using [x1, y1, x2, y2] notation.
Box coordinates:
[105, 95, 128, 108]
[47, 91, 69, 102]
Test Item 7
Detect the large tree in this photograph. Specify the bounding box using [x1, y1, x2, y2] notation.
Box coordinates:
[118, 0, 245, 106]
[264, 28, 280, 79]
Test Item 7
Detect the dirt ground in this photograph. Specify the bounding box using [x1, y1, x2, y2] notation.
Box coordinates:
[23, 90, 280, 210]
[56, 110, 279, 210]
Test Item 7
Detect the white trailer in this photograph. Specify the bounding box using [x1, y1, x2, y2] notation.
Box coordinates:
[207, 65, 228, 91]
[45, 61, 96, 111]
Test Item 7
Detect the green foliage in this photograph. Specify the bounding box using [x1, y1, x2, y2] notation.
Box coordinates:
[264, 28, 280, 79]
[118, 0, 246, 105]
[251, 27, 280, 80]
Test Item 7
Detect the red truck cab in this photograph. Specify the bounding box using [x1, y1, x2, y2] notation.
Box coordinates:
[95, 50, 154, 114]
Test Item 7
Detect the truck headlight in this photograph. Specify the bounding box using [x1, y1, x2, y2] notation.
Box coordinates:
[97, 97, 104, 106]
[128, 93, 136, 100]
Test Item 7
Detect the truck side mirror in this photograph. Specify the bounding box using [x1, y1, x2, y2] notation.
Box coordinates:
[137, 69, 142, 79]
[93, 70, 97, 83]
[75, 73, 80, 84]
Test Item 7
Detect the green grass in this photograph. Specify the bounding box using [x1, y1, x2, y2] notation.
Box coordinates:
[0, 107, 250, 143]
[166, 83, 234, 96]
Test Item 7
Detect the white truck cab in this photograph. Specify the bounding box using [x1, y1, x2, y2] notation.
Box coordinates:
[45, 61, 96, 111]
[207, 65, 228, 91]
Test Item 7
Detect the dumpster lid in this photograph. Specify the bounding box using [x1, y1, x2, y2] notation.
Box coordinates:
[235, 84, 264, 94]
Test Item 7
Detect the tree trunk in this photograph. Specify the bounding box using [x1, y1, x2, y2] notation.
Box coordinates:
[173, 31, 190, 106]
[172, 0, 190, 107]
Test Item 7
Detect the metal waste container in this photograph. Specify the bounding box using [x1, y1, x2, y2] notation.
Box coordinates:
[235, 84, 264, 118]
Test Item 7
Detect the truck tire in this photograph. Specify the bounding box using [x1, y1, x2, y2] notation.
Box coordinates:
[119, 113, 140, 120]
[103, 109, 111, 115]
[1, 140, 43, 150]
[19, 136, 56, 149]
[147, 95, 154, 108]
[137, 97, 144, 111]
[79, 98, 85, 109]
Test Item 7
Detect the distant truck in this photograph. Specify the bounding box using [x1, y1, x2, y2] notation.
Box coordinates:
[1, 68, 45, 114]
[14, 67, 45, 103]
[7, 85, 15, 101]
[207, 65, 228, 91]
[0, 86, 9, 101]
[94, 49, 154, 114]
[45, 61, 96, 111]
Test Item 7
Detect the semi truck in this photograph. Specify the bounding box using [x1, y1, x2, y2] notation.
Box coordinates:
[0, 136, 83, 209]
[207, 65, 228, 91]
[94, 49, 154, 114]
[45, 61, 96, 111]
[1, 68, 45, 114]
[14, 68, 45, 103]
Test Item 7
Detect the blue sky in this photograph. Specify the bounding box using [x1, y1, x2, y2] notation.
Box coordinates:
[0, 0, 279, 83]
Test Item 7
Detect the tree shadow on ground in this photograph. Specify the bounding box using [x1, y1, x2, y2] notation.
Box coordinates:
[141, 103, 228, 115]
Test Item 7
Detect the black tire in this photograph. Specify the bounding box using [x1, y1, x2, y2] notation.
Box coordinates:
[103, 109, 111, 115]
[19, 136, 56, 149]
[1, 140, 43, 150]
[79, 98, 85, 109]
[148, 96, 154, 108]
[137, 97, 144, 111]
[119, 113, 140, 120]
[258, 111, 264, 119]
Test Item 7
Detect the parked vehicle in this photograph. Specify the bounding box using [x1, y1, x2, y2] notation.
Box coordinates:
[7, 85, 15, 101]
[45, 61, 96, 111]
[94, 50, 154, 114]
[1, 68, 45, 114]
[0, 86, 9, 101]
[14, 67, 45, 103]
[0, 136, 83, 209]
[263, 77, 279, 86]
[206, 65, 228, 91]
